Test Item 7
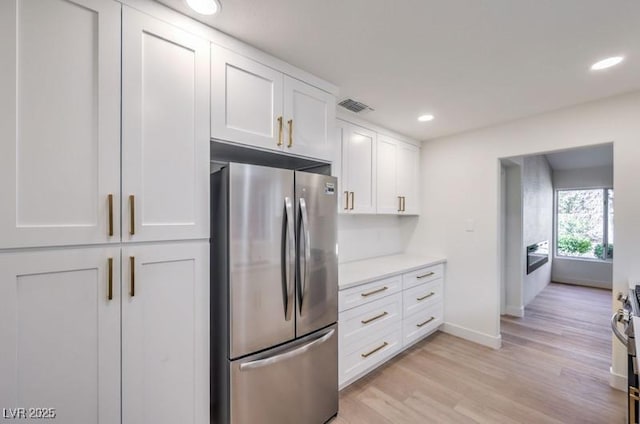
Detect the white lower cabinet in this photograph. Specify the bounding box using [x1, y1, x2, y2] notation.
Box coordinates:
[0, 241, 209, 424]
[0, 247, 121, 424]
[338, 262, 444, 388]
[122, 242, 209, 424]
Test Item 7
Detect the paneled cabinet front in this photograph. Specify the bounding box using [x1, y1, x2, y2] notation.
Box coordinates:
[211, 45, 335, 161]
[338, 121, 377, 214]
[0, 0, 121, 249]
[122, 242, 209, 424]
[376, 135, 420, 215]
[122, 7, 210, 243]
[0, 247, 121, 424]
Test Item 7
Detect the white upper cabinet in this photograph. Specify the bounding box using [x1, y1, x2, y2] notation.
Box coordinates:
[211, 45, 336, 161]
[283, 76, 335, 161]
[0, 0, 121, 249]
[397, 142, 420, 215]
[376, 135, 420, 215]
[122, 7, 210, 243]
[211, 44, 284, 150]
[339, 121, 377, 214]
[122, 242, 209, 424]
[0, 247, 121, 424]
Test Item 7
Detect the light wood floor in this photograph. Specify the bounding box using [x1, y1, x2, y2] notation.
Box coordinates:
[335, 283, 625, 424]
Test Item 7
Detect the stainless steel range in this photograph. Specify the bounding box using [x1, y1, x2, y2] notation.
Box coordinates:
[612, 287, 640, 423]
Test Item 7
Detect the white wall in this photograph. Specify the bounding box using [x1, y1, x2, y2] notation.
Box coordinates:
[552, 164, 614, 288]
[522, 156, 553, 305]
[406, 91, 640, 382]
[338, 215, 418, 263]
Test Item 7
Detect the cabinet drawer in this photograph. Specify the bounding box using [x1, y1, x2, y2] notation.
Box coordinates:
[402, 264, 444, 289]
[339, 292, 402, 352]
[340, 323, 402, 387]
[403, 279, 443, 316]
[339, 275, 402, 312]
[402, 303, 443, 347]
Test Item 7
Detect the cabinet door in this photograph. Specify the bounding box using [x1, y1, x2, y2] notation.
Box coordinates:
[397, 142, 420, 215]
[211, 44, 284, 151]
[0, 247, 120, 424]
[122, 7, 210, 243]
[0, 0, 120, 249]
[283, 76, 336, 161]
[376, 135, 400, 214]
[342, 123, 377, 214]
[122, 242, 209, 424]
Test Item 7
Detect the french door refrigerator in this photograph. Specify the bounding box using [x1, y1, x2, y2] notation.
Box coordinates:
[211, 162, 338, 424]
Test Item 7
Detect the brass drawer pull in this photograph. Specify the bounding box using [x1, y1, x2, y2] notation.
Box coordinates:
[417, 271, 435, 279]
[417, 317, 435, 328]
[417, 292, 435, 301]
[277, 116, 283, 146]
[129, 195, 135, 236]
[361, 286, 388, 297]
[344, 191, 349, 210]
[402, 196, 406, 212]
[349, 192, 354, 210]
[107, 194, 114, 236]
[361, 341, 388, 358]
[398, 196, 402, 212]
[107, 257, 113, 301]
[361, 311, 388, 325]
[287, 119, 293, 147]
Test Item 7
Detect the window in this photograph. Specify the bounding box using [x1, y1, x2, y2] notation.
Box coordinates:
[556, 188, 613, 260]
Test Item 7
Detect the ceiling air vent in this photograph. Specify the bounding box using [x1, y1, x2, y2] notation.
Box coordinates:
[338, 98, 374, 114]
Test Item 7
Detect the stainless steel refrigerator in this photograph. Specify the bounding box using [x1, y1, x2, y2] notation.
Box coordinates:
[211, 162, 338, 424]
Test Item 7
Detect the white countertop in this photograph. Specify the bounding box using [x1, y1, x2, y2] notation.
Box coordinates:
[338, 253, 446, 290]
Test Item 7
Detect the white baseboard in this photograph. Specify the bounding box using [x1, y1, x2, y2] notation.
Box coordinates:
[504, 305, 524, 317]
[609, 367, 626, 391]
[441, 322, 502, 350]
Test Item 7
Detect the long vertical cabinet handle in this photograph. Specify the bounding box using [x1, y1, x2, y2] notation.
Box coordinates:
[298, 198, 311, 312]
[129, 256, 135, 297]
[398, 196, 402, 212]
[287, 119, 293, 148]
[344, 191, 349, 211]
[107, 194, 114, 236]
[349, 192, 354, 210]
[283, 197, 295, 321]
[129, 195, 135, 236]
[277, 116, 283, 146]
[107, 257, 113, 300]
[402, 196, 406, 212]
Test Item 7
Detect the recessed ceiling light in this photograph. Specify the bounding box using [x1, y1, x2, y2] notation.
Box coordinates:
[590, 56, 624, 71]
[186, 0, 220, 15]
[418, 114, 434, 122]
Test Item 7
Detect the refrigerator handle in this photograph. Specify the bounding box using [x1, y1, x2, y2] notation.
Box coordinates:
[298, 198, 311, 312]
[284, 197, 295, 321]
[239, 328, 335, 371]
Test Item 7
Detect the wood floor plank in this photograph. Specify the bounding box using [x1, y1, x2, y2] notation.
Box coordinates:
[335, 283, 625, 423]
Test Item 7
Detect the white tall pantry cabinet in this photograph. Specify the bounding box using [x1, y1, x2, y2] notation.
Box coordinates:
[0, 1, 209, 424]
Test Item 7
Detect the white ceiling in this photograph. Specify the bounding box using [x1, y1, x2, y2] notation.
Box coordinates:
[545, 144, 613, 171]
[157, 0, 640, 141]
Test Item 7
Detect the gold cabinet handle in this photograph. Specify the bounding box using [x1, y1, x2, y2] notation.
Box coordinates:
[344, 191, 349, 210]
[129, 195, 135, 236]
[277, 116, 283, 146]
[107, 257, 113, 300]
[361, 311, 388, 325]
[398, 196, 402, 212]
[287, 119, 293, 148]
[361, 342, 388, 358]
[108, 194, 114, 236]
[361, 286, 388, 297]
[129, 256, 135, 297]
[402, 196, 406, 212]
[417, 271, 435, 279]
[417, 292, 435, 301]
[417, 317, 435, 328]
[349, 192, 354, 210]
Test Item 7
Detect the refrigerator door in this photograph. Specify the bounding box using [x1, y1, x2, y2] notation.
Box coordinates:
[229, 324, 338, 424]
[295, 171, 338, 337]
[228, 163, 296, 359]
